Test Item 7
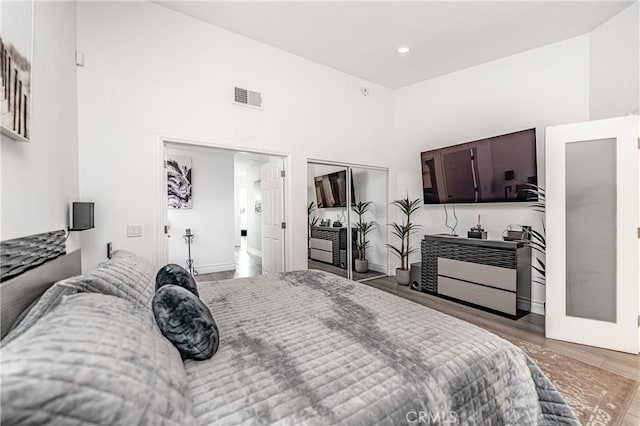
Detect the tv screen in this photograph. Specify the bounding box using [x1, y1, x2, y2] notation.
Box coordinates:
[421, 128, 537, 204]
[314, 170, 355, 208]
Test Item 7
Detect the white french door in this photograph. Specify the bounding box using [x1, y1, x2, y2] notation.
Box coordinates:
[545, 116, 639, 354]
[261, 160, 285, 274]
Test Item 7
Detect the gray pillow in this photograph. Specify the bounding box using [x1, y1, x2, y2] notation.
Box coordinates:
[1, 293, 195, 425]
[156, 264, 199, 297]
[81, 250, 157, 310]
[152, 285, 219, 360]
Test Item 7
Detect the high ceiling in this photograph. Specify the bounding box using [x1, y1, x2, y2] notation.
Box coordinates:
[156, 1, 633, 88]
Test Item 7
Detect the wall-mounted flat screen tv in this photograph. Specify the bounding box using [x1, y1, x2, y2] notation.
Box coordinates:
[421, 128, 538, 204]
[315, 170, 355, 208]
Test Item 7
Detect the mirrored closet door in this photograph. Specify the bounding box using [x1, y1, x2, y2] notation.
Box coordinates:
[307, 161, 389, 281]
[348, 166, 388, 281]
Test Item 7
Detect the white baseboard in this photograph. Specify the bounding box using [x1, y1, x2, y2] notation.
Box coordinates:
[366, 262, 387, 274]
[530, 299, 545, 316]
[247, 247, 262, 258]
[518, 296, 545, 315]
[195, 263, 236, 274]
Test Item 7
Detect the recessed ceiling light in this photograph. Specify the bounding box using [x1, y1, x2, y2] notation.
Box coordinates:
[397, 47, 410, 54]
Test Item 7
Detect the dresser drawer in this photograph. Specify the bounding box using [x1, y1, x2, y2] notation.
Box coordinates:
[438, 276, 516, 315]
[438, 258, 516, 291]
[310, 248, 333, 264]
[310, 238, 333, 251]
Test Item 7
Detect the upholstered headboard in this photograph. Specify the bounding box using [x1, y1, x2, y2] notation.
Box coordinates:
[1, 230, 67, 282]
[0, 230, 80, 338]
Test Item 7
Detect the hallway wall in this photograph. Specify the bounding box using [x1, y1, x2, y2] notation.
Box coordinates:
[235, 159, 265, 256]
[166, 145, 235, 273]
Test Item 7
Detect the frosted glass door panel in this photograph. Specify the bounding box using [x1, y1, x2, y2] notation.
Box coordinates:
[565, 138, 616, 322]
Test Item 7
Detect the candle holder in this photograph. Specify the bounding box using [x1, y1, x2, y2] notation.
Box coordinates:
[183, 228, 198, 276]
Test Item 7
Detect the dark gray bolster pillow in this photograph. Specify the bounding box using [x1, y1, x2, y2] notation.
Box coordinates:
[152, 285, 219, 360]
[156, 264, 199, 297]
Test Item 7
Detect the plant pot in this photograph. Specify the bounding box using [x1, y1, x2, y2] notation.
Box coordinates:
[354, 259, 368, 273]
[396, 268, 411, 286]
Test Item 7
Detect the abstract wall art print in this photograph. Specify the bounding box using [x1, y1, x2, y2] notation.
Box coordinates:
[0, 0, 34, 142]
[167, 155, 193, 209]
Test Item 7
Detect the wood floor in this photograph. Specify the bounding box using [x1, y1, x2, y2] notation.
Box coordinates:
[196, 240, 262, 282]
[308, 259, 386, 281]
[366, 276, 640, 425]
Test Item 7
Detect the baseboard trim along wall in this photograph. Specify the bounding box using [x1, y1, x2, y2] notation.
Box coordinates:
[247, 247, 263, 258]
[196, 263, 236, 274]
[518, 295, 545, 316]
[367, 262, 387, 275]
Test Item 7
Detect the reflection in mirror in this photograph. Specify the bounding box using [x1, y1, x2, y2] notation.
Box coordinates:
[307, 163, 349, 279]
[349, 167, 388, 282]
[307, 163, 388, 281]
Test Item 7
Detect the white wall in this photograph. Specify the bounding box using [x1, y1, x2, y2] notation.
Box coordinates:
[590, 2, 639, 120]
[166, 145, 235, 273]
[393, 35, 591, 313]
[76, 1, 394, 272]
[1, 1, 79, 251]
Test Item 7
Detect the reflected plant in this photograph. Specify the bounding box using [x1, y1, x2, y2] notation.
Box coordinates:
[351, 201, 376, 261]
[523, 184, 546, 286]
[307, 202, 319, 248]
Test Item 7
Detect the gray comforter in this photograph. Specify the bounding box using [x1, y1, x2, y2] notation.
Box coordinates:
[187, 270, 577, 425]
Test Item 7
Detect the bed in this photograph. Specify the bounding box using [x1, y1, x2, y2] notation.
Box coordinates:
[0, 251, 578, 425]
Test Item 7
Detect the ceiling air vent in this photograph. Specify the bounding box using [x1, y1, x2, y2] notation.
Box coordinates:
[234, 87, 262, 109]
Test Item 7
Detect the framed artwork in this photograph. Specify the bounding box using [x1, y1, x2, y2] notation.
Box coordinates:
[0, 0, 34, 142]
[167, 155, 193, 209]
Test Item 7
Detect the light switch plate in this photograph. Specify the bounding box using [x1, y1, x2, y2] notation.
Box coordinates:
[126, 224, 142, 238]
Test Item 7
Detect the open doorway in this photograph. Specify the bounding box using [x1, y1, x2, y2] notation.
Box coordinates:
[231, 152, 270, 280]
[160, 139, 288, 281]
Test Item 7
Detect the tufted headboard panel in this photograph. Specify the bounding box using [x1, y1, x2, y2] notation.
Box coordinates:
[1, 230, 67, 282]
[0, 230, 80, 338]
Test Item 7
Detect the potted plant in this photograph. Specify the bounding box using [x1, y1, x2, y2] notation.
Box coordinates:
[307, 201, 319, 258]
[523, 184, 546, 286]
[387, 195, 422, 285]
[352, 201, 376, 273]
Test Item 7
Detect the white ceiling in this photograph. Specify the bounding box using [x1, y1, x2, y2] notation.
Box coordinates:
[156, 1, 633, 89]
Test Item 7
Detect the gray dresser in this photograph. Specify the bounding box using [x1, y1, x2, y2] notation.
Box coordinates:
[310, 227, 356, 269]
[420, 235, 531, 319]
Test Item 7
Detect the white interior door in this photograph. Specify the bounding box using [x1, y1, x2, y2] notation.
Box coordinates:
[262, 160, 285, 274]
[546, 116, 639, 354]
